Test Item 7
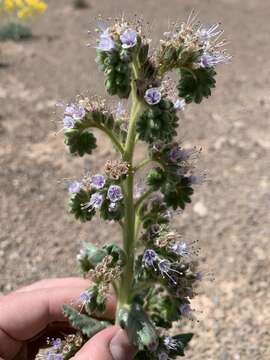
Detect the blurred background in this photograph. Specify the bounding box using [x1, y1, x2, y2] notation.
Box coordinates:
[0, 0, 269, 359]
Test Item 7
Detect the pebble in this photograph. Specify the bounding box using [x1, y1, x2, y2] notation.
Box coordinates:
[193, 201, 208, 217]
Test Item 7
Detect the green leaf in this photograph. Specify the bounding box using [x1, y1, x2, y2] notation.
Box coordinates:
[64, 129, 97, 156]
[127, 303, 158, 350]
[100, 198, 124, 222]
[169, 333, 194, 357]
[63, 305, 110, 338]
[137, 99, 178, 144]
[178, 67, 216, 104]
[146, 287, 181, 328]
[103, 244, 127, 267]
[134, 350, 154, 360]
[96, 49, 132, 99]
[83, 284, 107, 315]
[162, 177, 194, 210]
[146, 167, 166, 190]
[68, 190, 96, 223]
[78, 242, 107, 273]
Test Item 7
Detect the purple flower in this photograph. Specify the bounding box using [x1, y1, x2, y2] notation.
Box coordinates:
[163, 209, 173, 221]
[52, 338, 62, 350]
[199, 52, 230, 68]
[158, 259, 179, 285]
[89, 193, 103, 209]
[169, 145, 184, 163]
[180, 303, 192, 317]
[169, 147, 192, 163]
[77, 245, 87, 261]
[107, 185, 123, 203]
[97, 29, 115, 52]
[68, 181, 81, 194]
[144, 88, 162, 105]
[79, 290, 92, 304]
[164, 336, 178, 350]
[63, 116, 75, 129]
[82, 193, 103, 210]
[115, 101, 125, 117]
[174, 99, 186, 112]
[120, 28, 137, 49]
[188, 173, 206, 185]
[108, 202, 118, 212]
[158, 259, 171, 273]
[46, 352, 55, 360]
[197, 23, 221, 42]
[158, 352, 169, 360]
[142, 249, 157, 267]
[54, 355, 64, 360]
[91, 174, 106, 189]
[46, 352, 63, 360]
[65, 104, 85, 121]
[171, 242, 189, 256]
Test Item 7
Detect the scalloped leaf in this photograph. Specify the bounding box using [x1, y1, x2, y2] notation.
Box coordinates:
[63, 305, 110, 338]
[127, 303, 158, 350]
[162, 178, 194, 210]
[64, 129, 97, 156]
[178, 67, 216, 104]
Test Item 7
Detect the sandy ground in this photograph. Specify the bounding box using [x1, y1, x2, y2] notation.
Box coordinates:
[0, 0, 270, 359]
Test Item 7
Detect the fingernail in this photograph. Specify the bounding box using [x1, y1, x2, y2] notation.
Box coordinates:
[110, 329, 133, 360]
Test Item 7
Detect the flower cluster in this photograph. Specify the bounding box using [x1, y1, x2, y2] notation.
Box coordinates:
[94, 17, 154, 99]
[0, 0, 47, 19]
[58, 96, 125, 157]
[146, 142, 203, 210]
[68, 171, 124, 222]
[75, 242, 126, 315]
[157, 11, 231, 103]
[56, 12, 229, 360]
[45, 334, 83, 360]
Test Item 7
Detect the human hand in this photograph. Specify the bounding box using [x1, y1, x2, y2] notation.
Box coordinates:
[0, 278, 134, 360]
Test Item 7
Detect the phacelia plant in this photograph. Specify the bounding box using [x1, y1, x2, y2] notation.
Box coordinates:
[50, 12, 230, 360]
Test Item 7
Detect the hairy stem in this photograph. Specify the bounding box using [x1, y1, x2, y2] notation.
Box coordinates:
[116, 59, 143, 320]
[135, 189, 153, 211]
[80, 120, 124, 155]
[134, 158, 152, 172]
[93, 124, 124, 155]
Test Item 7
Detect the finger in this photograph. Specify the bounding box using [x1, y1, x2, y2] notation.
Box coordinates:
[0, 287, 116, 342]
[71, 326, 135, 360]
[0, 284, 116, 360]
[0, 287, 89, 360]
[13, 278, 90, 294]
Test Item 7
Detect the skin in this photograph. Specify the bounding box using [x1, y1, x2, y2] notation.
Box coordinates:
[0, 278, 132, 360]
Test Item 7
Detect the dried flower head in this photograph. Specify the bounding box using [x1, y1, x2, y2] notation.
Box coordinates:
[104, 160, 129, 180]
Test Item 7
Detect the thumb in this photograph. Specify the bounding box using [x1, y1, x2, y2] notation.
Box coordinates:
[71, 326, 135, 360]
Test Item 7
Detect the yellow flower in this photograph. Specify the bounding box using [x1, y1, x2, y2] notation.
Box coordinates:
[3, 0, 15, 12]
[0, 0, 47, 18]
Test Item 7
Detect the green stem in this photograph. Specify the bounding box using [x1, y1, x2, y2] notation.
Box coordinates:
[135, 189, 153, 211]
[80, 118, 124, 155]
[116, 59, 144, 320]
[130, 281, 153, 297]
[134, 158, 152, 172]
[94, 124, 124, 155]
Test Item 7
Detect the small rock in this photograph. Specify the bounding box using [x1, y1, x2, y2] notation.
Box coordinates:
[193, 202, 208, 217]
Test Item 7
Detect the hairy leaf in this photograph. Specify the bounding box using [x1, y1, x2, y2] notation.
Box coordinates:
[63, 305, 110, 338]
[64, 129, 97, 156]
[127, 303, 158, 350]
[178, 67, 216, 104]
